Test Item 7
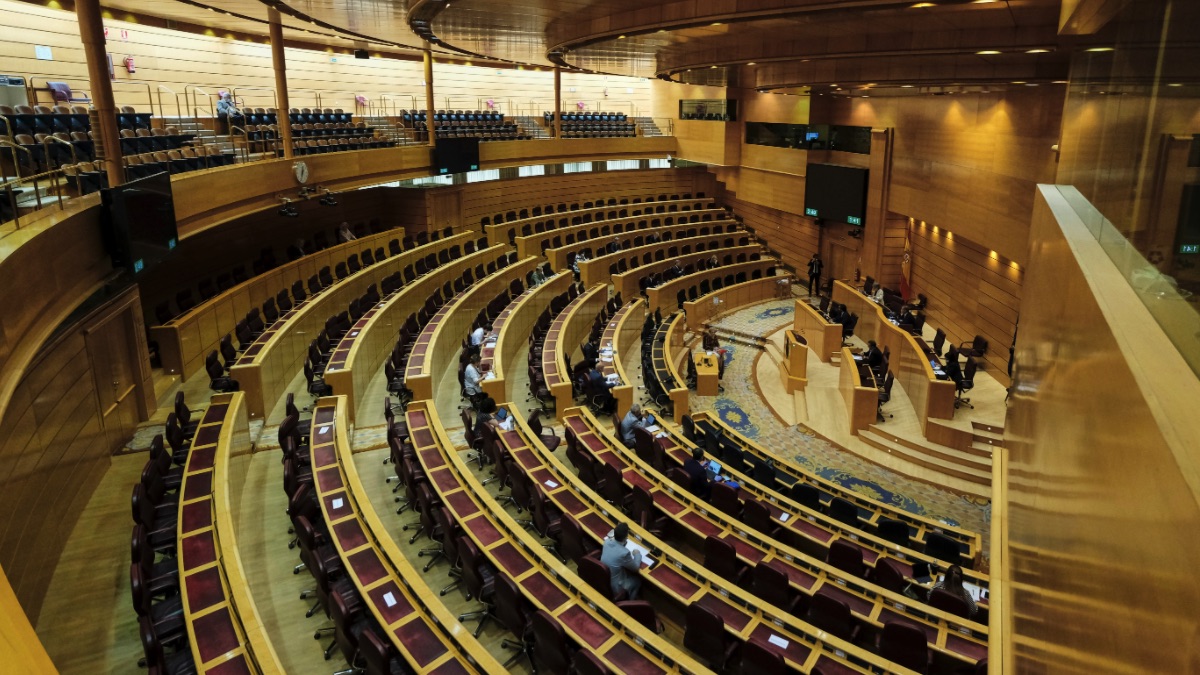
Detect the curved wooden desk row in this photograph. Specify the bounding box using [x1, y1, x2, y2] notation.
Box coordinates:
[841, 347, 882, 434]
[152, 227, 406, 380]
[404, 255, 539, 402]
[177, 392, 285, 674]
[793, 298, 846, 363]
[567, 409, 988, 669]
[309, 397, 501, 674]
[515, 207, 729, 261]
[229, 232, 475, 419]
[687, 412, 984, 573]
[683, 275, 793, 333]
[651, 312, 691, 423]
[542, 283, 610, 419]
[646, 260, 774, 313]
[546, 220, 742, 272]
[499, 406, 905, 675]
[483, 195, 713, 244]
[597, 298, 644, 420]
[322, 242, 504, 422]
[481, 271, 574, 404]
[581, 228, 751, 290]
[831, 281, 956, 432]
[610, 244, 763, 302]
[402, 401, 697, 674]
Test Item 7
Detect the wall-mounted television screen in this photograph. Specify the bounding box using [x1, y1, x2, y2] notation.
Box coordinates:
[432, 137, 481, 175]
[803, 163, 869, 225]
[101, 170, 178, 276]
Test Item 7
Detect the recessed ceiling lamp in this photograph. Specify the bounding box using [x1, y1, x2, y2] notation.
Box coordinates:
[710, 65, 718, 68]
[617, 35, 626, 39]
[711, 22, 722, 25]
[901, 84, 914, 88]
[1011, 81, 1027, 84]
[1026, 48, 1051, 53]
[1167, 83, 1183, 87]
[911, 2, 936, 7]
[746, 62, 756, 65]
[1086, 47, 1114, 52]
[976, 50, 1001, 55]
[1052, 80, 1068, 84]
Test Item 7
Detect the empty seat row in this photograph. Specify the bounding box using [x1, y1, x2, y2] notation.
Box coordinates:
[481, 192, 704, 226]
[286, 107, 352, 125]
[401, 109, 504, 125]
[543, 110, 628, 123]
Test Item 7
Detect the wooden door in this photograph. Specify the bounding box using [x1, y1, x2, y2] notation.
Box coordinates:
[87, 311, 140, 453]
[822, 240, 859, 288]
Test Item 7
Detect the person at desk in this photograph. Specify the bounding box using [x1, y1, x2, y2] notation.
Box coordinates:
[216, 91, 243, 134]
[571, 250, 589, 278]
[473, 397, 499, 437]
[665, 260, 684, 281]
[620, 403, 652, 448]
[871, 283, 885, 303]
[586, 366, 617, 414]
[943, 351, 963, 384]
[601, 522, 642, 600]
[464, 354, 485, 406]
[605, 237, 621, 255]
[468, 322, 492, 356]
[682, 447, 712, 500]
[865, 340, 884, 370]
[807, 253, 823, 296]
[337, 221, 357, 243]
[930, 565, 978, 618]
[582, 340, 599, 363]
[827, 303, 845, 324]
[530, 265, 547, 287]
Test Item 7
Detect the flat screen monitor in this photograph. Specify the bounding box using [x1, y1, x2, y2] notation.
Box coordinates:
[803, 163, 869, 225]
[432, 137, 481, 175]
[100, 170, 178, 276]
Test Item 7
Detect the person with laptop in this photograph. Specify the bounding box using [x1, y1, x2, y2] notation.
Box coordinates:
[930, 564, 978, 618]
[682, 447, 712, 500]
[601, 522, 642, 600]
[620, 403, 652, 448]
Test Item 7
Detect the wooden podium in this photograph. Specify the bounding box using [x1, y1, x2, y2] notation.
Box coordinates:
[695, 352, 720, 396]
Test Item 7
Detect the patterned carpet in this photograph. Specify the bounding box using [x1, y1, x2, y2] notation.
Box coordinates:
[689, 299, 991, 553]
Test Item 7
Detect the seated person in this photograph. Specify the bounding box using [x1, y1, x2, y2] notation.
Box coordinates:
[943, 353, 963, 385]
[337, 221, 357, 243]
[600, 522, 642, 600]
[582, 340, 599, 363]
[930, 565, 978, 618]
[216, 91, 243, 134]
[828, 303, 845, 323]
[619, 403, 652, 448]
[586, 366, 617, 413]
[865, 340, 883, 369]
[681, 447, 712, 500]
[468, 322, 493, 355]
[473, 397, 499, 438]
[530, 266, 547, 286]
[871, 283, 885, 303]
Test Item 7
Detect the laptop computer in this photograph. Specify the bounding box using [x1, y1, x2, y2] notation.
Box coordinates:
[911, 561, 934, 584]
[706, 460, 722, 481]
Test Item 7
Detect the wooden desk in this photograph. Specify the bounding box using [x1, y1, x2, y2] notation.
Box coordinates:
[689, 411, 984, 571]
[484, 196, 714, 245]
[833, 280, 956, 432]
[177, 392, 285, 673]
[543, 410, 926, 674]
[569, 409, 988, 669]
[683, 275, 790, 333]
[792, 299, 844, 363]
[515, 206, 726, 261]
[576, 218, 738, 286]
[840, 347, 881, 434]
[404, 401, 691, 673]
[598, 298, 642, 420]
[319, 234, 485, 422]
[694, 352, 719, 396]
[229, 233, 469, 419]
[545, 220, 742, 272]
[542, 284, 608, 419]
[405, 255, 537, 402]
[150, 227, 403, 379]
[783, 331, 808, 392]
[645, 260, 773, 313]
[612, 243, 761, 301]
[652, 313, 690, 423]
[481, 271, 572, 403]
[310, 397, 502, 673]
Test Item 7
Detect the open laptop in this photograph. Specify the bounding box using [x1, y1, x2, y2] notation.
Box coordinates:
[706, 460, 722, 481]
[911, 561, 934, 584]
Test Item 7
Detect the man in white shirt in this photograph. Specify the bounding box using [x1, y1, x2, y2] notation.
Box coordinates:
[470, 325, 487, 347]
[464, 354, 484, 404]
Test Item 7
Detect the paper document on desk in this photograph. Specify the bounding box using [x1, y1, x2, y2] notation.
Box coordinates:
[626, 540, 655, 566]
[484, 371, 496, 380]
[601, 356, 613, 362]
[963, 581, 985, 602]
[645, 425, 661, 433]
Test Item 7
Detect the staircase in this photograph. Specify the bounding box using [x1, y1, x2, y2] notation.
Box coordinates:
[511, 115, 551, 139]
[633, 117, 666, 136]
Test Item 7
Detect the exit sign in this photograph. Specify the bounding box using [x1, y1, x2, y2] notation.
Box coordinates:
[847, 216, 862, 225]
[805, 207, 818, 217]
[1181, 244, 1200, 254]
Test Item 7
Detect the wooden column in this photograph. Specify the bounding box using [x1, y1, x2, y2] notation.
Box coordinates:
[424, 47, 437, 148]
[75, 0, 123, 187]
[268, 8, 294, 159]
[553, 67, 563, 138]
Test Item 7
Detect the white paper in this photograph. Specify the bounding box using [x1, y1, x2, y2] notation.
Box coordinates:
[331, 498, 344, 509]
[645, 425, 661, 433]
[625, 540, 654, 566]
[350, 331, 359, 337]
[35, 45, 53, 60]
[544, 480, 559, 489]
[382, 592, 397, 607]
[779, 512, 791, 522]
[962, 581, 985, 602]
[601, 356, 614, 362]
[318, 425, 330, 434]
[484, 371, 496, 380]
[768, 635, 790, 649]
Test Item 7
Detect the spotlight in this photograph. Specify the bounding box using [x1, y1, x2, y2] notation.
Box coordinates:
[278, 198, 300, 217]
[319, 194, 338, 206]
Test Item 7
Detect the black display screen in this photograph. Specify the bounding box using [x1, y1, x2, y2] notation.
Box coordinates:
[432, 137, 481, 175]
[804, 163, 869, 225]
[101, 170, 178, 275]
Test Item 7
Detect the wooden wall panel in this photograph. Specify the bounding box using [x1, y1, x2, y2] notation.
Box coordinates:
[908, 219, 1021, 380]
[1002, 185, 1200, 672]
[716, 181, 819, 275]
[0, 0, 651, 116]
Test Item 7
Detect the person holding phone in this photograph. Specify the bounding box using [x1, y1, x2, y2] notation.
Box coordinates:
[620, 403, 652, 448]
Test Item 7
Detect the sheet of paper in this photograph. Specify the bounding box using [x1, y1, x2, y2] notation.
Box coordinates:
[318, 425, 330, 434]
[382, 592, 397, 607]
[768, 634, 790, 649]
[544, 480, 559, 489]
[779, 512, 791, 522]
[962, 581, 985, 602]
[626, 540, 655, 566]
[331, 498, 344, 509]
[645, 425, 661, 433]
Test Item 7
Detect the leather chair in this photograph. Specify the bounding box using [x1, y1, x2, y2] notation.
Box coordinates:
[805, 588, 859, 642]
[828, 497, 861, 528]
[617, 600, 664, 634]
[578, 555, 628, 602]
[789, 482, 824, 512]
[742, 499, 782, 540]
[494, 573, 534, 668]
[137, 615, 195, 675]
[359, 628, 406, 675]
[750, 561, 802, 614]
[878, 621, 931, 673]
[741, 637, 787, 675]
[925, 532, 967, 567]
[876, 518, 911, 548]
[531, 610, 575, 673]
[704, 535, 749, 586]
[871, 557, 910, 595]
[710, 482, 743, 520]
[826, 539, 867, 579]
[559, 512, 599, 564]
[929, 588, 974, 620]
[457, 537, 497, 636]
[683, 602, 741, 671]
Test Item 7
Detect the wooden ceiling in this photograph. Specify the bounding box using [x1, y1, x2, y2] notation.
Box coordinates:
[89, 0, 1164, 93]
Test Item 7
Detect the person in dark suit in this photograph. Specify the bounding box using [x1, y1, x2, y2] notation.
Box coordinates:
[865, 340, 883, 369]
[807, 253, 824, 295]
[682, 447, 712, 500]
[606, 237, 621, 255]
[828, 303, 844, 323]
[586, 367, 616, 413]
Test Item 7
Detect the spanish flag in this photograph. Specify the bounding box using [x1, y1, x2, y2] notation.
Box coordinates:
[900, 226, 913, 301]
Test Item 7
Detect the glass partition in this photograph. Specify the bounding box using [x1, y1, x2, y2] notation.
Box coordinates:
[679, 99, 737, 121]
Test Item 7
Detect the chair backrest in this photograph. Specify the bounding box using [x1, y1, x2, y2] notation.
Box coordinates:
[742, 637, 788, 675]
[703, 535, 742, 584]
[807, 588, 855, 640]
[493, 573, 528, 635]
[929, 587, 973, 619]
[577, 554, 618, 600]
[872, 556, 910, 594]
[879, 621, 930, 672]
[531, 610, 572, 672]
[683, 602, 730, 666]
[925, 532, 964, 565]
[827, 539, 866, 579]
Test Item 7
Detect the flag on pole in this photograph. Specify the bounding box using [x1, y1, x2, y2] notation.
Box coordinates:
[900, 227, 913, 301]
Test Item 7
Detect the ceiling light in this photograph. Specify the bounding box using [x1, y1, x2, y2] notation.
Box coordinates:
[617, 35, 626, 39]
[1086, 47, 1114, 52]
[972, 0, 998, 3]
[1167, 83, 1183, 87]
[1052, 80, 1068, 84]
[711, 22, 722, 26]
[976, 50, 1001, 55]
[1011, 81, 1026, 84]
[911, 2, 936, 7]
[746, 62, 756, 66]
[1025, 48, 1051, 53]
[901, 84, 914, 88]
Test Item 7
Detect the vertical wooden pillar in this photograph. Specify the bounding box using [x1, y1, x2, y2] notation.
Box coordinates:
[553, 67, 563, 139]
[75, 0, 123, 187]
[424, 47, 437, 148]
[268, 8, 294, 159]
